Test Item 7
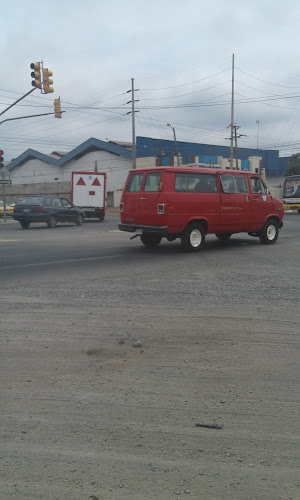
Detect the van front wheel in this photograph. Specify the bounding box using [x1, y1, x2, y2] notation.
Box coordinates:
[181, 222, 205, 251]
[259, 219, 279, 244]
[140, 232, 162, 248]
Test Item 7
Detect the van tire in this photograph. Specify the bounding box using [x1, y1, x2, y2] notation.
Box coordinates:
[181, 222, 205, 251]
[140, 232, 162, 247]
[259, 219, 279, 244]
[20, 220, 30, 229]
[216, 233, 232, 241]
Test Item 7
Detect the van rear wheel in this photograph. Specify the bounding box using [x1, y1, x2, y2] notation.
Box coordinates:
[259, 219, 279, 244]
[181, 222, 205, 251]
[216, 233, 232, 241]
[140, 232, 162, 248]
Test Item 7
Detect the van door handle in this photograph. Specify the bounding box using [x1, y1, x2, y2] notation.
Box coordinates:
[140, 197, 146, 200]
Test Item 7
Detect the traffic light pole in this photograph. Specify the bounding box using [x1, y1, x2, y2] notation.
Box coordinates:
[0, 111, 64, 126]
[1, 168, 8, 223]
[0, 87, 37, 118]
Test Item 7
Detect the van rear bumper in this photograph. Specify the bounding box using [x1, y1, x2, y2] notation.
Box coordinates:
[118, 223, 168, 235]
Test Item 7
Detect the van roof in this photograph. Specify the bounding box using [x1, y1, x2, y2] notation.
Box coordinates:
[130, 166, 259, 176]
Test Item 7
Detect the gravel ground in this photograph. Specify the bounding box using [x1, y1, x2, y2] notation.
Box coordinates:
[0, 217, 299, 499]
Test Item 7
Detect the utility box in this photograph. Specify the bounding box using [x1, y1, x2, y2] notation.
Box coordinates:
[71, 171, 106, 221]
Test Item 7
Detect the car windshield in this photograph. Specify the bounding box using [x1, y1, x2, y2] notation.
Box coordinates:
[17, 197, 43, 205]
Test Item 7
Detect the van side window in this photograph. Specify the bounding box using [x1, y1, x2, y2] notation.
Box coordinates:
[127, 173, 144, 192]
[144, 172, 161, 192]
[235, 176, 248, 194]
[175, 173, 217, 193]
[250, 177, 266, 194]
[220, 175, 248, 194]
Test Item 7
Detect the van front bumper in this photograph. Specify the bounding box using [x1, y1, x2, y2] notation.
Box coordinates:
[118, 223, 168, 235]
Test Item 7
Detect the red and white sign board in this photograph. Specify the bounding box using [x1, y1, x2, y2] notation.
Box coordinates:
[71, 171, 106, 207]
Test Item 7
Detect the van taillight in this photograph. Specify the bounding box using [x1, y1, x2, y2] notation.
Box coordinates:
[157, 203, 164, 214]
[120, 202, 124, 212]
[158, 182, 163, 192]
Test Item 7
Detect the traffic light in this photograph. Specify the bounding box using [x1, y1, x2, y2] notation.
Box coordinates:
[54, 98, 61, 118]
[0, 149, 4, 164]
[30, 62, 42, 89]
[42, 68, 54, 94]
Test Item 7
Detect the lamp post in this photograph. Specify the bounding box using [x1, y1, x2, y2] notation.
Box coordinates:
[167, 123, 180, 166]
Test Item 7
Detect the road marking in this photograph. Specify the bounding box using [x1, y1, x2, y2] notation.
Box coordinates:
[0, 239, 24, 242]
[0, 254, 122, 270]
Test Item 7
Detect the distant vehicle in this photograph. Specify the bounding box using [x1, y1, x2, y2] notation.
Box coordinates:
[13, 195, 85, 229]
[0, 200, 14, 217]
[71, 171, 106, 221]
[10, 198, 23, 208]
[119, 167, 284, 250]
[282, 175, 300, 213]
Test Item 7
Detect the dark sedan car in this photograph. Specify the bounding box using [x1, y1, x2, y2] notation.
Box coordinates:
[13, 195, 85, 229]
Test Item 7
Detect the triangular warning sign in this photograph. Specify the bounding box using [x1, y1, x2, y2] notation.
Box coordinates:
[76, 177, 86, 186]
[92, 177, 101, 186]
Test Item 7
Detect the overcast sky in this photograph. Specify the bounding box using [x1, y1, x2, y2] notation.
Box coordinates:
[1, 0, 300, 161]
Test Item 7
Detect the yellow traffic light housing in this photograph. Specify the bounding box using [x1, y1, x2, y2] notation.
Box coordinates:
[42, 68, 54, 94]
[54, 98, 62, 118]
[30, 62, 42, 89]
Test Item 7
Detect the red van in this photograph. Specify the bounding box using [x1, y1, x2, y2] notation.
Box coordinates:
[118, 167, 284, 251]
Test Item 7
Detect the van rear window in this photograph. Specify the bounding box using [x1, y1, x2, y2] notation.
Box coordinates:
[127, 173, 143, 192]
[175, 173, 217, 193]
[144, 172, 161, 192]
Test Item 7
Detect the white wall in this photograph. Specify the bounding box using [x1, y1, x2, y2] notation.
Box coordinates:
[8, 151, 132, 192]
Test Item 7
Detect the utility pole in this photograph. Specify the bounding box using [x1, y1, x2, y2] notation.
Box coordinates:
[229, 53, 235, 169]
[233, 125, 247, 170]
[256, 119, 260, 149]
[167, 123, 180, 166]
[126, 78, 139, 169]
[131, 78, 136, 169]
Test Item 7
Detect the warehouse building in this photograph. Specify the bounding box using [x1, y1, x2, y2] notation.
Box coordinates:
[2, 136, 288, 205]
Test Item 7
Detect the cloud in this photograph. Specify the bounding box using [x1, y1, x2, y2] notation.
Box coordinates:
[1, 0, 300, 160]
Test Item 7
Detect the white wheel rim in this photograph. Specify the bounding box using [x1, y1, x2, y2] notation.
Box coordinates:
[267, 225, 276, 240]
[190, 229, 202, 247]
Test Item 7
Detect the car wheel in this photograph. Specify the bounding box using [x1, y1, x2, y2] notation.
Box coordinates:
[98, 214, 104, 222]
[20, 220, 30, 229]
[259, 219, 279, 244]
[47, 215, 57, 228]
[140, 232, 162, 247]
[76, 214, 84, 226]
[215, 233, 232, 241]
[181, 222, 205, 251]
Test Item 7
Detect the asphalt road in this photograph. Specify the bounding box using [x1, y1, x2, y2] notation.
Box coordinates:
[0, 214, 299, 499]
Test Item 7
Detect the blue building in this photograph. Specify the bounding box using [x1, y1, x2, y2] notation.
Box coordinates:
[136, 136, 289, 176]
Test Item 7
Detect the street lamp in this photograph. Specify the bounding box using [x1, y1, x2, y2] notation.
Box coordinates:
[167, 123, 180, 166]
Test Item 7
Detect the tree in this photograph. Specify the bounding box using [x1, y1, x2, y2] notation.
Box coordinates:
[285, 153, 300, 176]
